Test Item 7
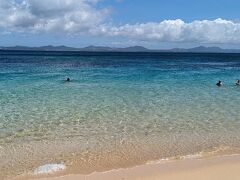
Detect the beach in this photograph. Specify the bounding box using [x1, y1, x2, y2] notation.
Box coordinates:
[1, 0, 240, 179]
[15, 155, 240, 180]
[0, 51, 240, 179]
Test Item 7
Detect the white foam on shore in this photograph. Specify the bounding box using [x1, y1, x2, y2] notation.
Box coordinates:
[180, 153, 202, 160]
[147, 153, 203, 165]
[34, 163, 66, 174]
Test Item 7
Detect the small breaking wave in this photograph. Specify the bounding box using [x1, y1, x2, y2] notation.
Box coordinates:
[34, 163, 66, 174]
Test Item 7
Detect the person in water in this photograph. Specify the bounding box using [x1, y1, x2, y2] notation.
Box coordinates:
[65, 78, 70, 82]
[216, 80, 222, 87]
[236, 79, 240, 86]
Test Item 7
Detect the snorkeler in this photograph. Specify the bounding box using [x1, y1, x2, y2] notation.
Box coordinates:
[216, 80, 222, 87]
[236, 79, 240, 86]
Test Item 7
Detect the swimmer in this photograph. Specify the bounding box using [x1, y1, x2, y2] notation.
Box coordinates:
[65, 78, 70, 82]
[236, 79, 240, 86]
[216, 80, 222, 87]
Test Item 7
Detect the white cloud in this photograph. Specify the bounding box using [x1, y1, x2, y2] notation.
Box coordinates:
[1, 1, 240, 44]
[97, 19, 240, 44]
[0, 0, 109, 34]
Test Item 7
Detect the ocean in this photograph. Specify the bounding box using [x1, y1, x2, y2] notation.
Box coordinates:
[0, 51, 240, 178]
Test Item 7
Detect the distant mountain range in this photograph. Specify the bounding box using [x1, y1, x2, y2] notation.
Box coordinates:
[1, 45, 240, 53]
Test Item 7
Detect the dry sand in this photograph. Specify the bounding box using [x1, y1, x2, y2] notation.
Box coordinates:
[26, 155, 240, 180]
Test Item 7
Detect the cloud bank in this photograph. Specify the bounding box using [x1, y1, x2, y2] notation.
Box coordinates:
[0, 0, 109, 34]
[99, 19, 240, 44]
[1, 0, 240, 44]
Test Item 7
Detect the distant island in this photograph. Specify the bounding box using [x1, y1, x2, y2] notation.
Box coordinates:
[1, 45, 240, 53]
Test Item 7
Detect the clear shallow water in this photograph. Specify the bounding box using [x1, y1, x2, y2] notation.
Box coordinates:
[0, 51, 240, 178]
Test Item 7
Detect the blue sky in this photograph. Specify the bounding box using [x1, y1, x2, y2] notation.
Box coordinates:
[1, 0, 240, 49]
[102, 0, 240, 23]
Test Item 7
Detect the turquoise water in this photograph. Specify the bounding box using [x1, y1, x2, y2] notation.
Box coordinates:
[0, 51, 240, 178]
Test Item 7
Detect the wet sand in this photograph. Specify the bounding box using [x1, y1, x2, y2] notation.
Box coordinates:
[23, 155, 240, 180]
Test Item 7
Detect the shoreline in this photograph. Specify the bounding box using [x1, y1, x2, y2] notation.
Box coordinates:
[13, 154, 240, 180]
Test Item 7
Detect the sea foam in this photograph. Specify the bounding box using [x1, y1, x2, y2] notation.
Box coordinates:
[34, 163, 66, 174]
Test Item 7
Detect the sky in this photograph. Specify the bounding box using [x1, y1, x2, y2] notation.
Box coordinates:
[1, 0, 240, 49]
